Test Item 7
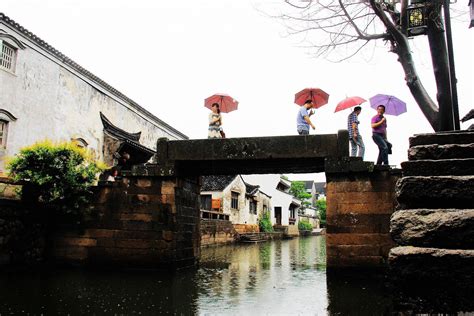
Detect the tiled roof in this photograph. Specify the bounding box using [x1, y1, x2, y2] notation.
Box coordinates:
[0, 12, 188, 140]
[244, 181, 259, 196]
[201, 175, 237, 191]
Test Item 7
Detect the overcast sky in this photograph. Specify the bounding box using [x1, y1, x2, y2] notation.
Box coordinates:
[3, 0, 473, 181]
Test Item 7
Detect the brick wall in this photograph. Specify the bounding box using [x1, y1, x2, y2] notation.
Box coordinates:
[326, 168, 400, 268]
[52, 174, 201, 269]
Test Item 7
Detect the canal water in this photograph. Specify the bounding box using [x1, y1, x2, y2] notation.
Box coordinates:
[0, 236, 405, 315]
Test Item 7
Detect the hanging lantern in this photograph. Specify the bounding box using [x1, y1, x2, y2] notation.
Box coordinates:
[406, 0, 428, 36]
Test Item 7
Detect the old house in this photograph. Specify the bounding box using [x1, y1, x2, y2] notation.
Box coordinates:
[243, 174, 301, 236]
[200, 175, 271, 233]
[0, 13, 187, 173]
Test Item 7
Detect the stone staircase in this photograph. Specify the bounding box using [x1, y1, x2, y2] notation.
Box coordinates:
[238, 232, 267, 243]
[389, 130, 474, 289]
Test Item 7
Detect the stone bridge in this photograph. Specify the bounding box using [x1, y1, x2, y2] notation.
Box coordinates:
[53, 130, 399, 269]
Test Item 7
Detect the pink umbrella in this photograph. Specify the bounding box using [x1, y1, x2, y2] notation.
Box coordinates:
[204, 93, 239, 113]
[334, 96, 367, 112]
[294, 88, 329, 108]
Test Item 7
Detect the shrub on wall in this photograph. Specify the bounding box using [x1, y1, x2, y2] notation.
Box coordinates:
[259, 211, 273, 232]
[7, 140, 105, 219]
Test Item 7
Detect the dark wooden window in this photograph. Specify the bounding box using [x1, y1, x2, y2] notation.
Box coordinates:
[231, 192, 239, 209]
[0, 120, 7, 148]
[200, 194, 212, 211]
[249, 200, 257, 214]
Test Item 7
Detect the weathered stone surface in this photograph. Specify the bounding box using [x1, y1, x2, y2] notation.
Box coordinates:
[408, 143, 474, 161]
[401, 158, 474, 176]
[157, 133, 349, 175]
[396, 176, 474, 209]
[389, 246, 474, 287]
[391, 209, 474, 249]
[409, 130, 474, 147]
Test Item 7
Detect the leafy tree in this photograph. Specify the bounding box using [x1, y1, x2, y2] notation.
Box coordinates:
[274, 0, 465, 131]
[289, 181, 312, 209]
[316, 198, 327, 226]
[7, 140, 105, 218]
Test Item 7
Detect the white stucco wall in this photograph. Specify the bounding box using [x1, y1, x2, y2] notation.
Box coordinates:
[242, 174, 293, 226]
[0, 23, 186, 172]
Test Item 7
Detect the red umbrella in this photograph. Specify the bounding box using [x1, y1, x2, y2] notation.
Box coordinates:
[204, 93, 239, 113]
[294, 88, 329, 108]
[334, 96, 367, 112]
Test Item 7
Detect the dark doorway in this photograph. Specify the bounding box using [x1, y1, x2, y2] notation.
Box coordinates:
[274, 207, 282, 225]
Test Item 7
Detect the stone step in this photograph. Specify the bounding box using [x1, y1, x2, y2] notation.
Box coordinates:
[409, 130, 474, 147]
[389, 246, 474, 287]
[390, 209, 474, 249]
[396, 175, 474, 209]
[408, 143, 474, 161]
[401, 158, 474, 176]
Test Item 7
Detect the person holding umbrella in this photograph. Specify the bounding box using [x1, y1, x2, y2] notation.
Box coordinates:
[208, 103, 222, 139]
[296, 100, 316, 135]
[348, 106, 364, 159]
[371, 105, 391, 165]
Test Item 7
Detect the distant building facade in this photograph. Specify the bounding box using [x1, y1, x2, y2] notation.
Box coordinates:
[0, 13, 187, 173]
[200, 175, 271, 232]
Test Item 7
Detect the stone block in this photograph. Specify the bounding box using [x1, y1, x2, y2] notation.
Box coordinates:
[390, 209, 474, 249]
[119, 213, 153, 222]
[122, 221, 153, 231]
[82, 229, 116, 238]
[329, 201, 395, 215]
[409, 130, 474, 147]
[326, 254, 384, 267]
[328, 244, 386, 257]
[389, 246, 474, 287]
[396, 176, 474, 209]
[327, 214, 391, 234]
[401, 158, 474, 176]
[408, 144, 474, 161]
[55, 237, 97, 247]
[327, 233, 396, 246]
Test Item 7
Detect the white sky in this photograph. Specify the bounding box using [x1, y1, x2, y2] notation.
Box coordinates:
[3, 0, 474, 181]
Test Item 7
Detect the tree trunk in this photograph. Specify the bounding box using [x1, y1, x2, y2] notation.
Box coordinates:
[370, 0, 439, 131]
[426, 3, 455, 131]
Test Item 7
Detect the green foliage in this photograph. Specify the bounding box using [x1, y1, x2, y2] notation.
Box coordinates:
[298, 220, 313, 231]
[259, 211, 273, 232]
[316, 198, 327, 226]
[7, 140, 105, 218]
[289, 181, 312, 200]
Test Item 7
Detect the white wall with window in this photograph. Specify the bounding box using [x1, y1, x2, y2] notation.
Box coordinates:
[0, 109, 17, 174]
[0, 15, 187, 172]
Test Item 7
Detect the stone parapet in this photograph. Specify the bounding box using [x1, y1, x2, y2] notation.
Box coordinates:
[52, 172, 201, 269]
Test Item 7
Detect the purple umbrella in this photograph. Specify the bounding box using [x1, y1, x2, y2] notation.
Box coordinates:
[369, 94, 407, 116]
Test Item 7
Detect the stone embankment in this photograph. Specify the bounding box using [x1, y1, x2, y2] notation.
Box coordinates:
[389, 130, 474, 289]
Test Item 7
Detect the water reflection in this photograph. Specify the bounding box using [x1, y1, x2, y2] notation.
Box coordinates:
[2, 236, 468, 315]
[197, 237, 327, 315]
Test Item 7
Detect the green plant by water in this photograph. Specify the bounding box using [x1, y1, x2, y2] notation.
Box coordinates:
[259, 211, 273, 232]
[298, 220, 313, 231]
